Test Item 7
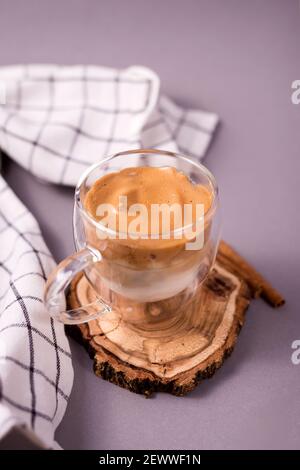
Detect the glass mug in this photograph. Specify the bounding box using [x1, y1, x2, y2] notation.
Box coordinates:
[44, 149, 221, 329]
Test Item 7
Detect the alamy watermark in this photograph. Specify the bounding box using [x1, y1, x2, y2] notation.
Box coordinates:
[94, 196, 205, 250]
[0, 81, 6, 105]
[0, 339, 6, 363]
[291, 340, 300, 365]
[291, 80, 300, 105]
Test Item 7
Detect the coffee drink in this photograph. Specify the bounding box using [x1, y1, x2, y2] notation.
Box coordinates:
[83, 166, 214, 302]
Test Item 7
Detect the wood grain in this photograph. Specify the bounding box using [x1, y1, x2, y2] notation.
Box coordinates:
[67, 241, 284, 396]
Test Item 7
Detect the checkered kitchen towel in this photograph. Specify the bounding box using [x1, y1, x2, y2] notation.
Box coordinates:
[0, 65, 218, 448]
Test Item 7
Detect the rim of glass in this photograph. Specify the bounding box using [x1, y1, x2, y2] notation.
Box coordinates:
[75, 148, 219, 238]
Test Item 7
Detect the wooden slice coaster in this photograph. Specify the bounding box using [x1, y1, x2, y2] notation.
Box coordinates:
[66, 241, 284, 397]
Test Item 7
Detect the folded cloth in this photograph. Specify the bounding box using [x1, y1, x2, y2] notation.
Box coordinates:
[0, 175, 73, 448]
[0, 65, 218, 447]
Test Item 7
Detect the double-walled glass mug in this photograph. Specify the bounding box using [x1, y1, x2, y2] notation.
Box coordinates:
[44, 149, 221, 328]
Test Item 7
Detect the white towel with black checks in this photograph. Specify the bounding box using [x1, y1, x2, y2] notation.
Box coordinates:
[0, 64, 218, 448]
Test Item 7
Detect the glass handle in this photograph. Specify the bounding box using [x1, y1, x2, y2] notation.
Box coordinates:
[44, 248, 110, 324]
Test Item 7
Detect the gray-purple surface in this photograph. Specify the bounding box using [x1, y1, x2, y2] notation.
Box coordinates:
[1, 0, 299, 450]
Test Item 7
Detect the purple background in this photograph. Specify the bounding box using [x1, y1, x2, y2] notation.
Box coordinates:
[1, 0, 300, 450]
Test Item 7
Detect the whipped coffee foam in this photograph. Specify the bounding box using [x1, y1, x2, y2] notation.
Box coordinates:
[83, 166, 213, 301]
